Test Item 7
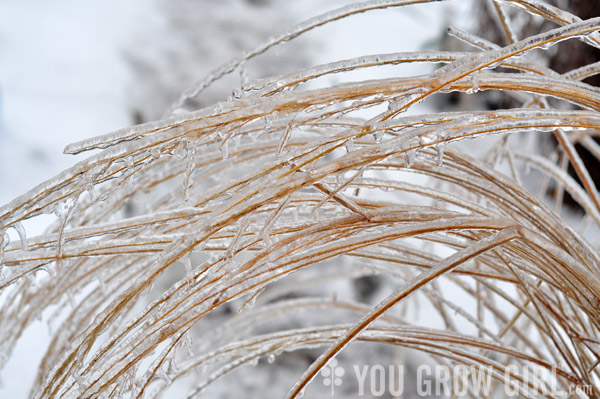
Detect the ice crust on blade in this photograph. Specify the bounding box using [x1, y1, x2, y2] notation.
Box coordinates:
[3, 2, 600, 399]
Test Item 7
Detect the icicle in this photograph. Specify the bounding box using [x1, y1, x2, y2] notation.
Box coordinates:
[167, 357, 179, 374]
[311, 207, 321, 222]
[220, 139, 229, 159]
[66, 288, 77, 308]
[387, 99, 400, 112]
[292, 207, 299, 223]
[260, 230, 273, 246]
[237, 286, 265, 313]
[259, 196, 290, 248]
[372, 130, 384, 143]
[264, 110, 279, 131]
[74, 373, 87, 391]
[226, 217, 249, 262]
[45, 262, 58, 279]
[157, 366, 172, 385]
[180, 330, 194, 358]
[248, 128, 262, 141]
[471, 71, 481, 93]
[151, 146, 161, 160]
[344, 139, 355, 153]
[404, 150, 416, 168]
[83, 166, 102, 202]
[97, 271, 107, 295]
[435, 143, 445, 167]
[240, 62, 249, 89]
[12, 222, 28, 250]
[86, 182, 97, 202]
[277, 120, 293, 158]
[182, 252, 193, 284]
[183, 143, 198, 202]
[231, 88, 243, 100]
[120, 155, 134, 168]
[524, 160, 532, 175]
[26, 272, 37, 287]
[0, 231, 9, 267]
[55, 197, 78, 265]
[232, 133, 241, 150]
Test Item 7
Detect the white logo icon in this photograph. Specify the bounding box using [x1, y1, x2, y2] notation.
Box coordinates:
[321, 358, 345, 395]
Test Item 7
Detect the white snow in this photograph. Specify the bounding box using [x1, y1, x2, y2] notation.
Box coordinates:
[0, 1, 144, 397]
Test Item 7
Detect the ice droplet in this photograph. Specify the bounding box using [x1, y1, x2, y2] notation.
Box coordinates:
[54, 197, 77, 219]
[173, 140, 188, 160]
[267, 354, 275, 363]
[151, 147, 161, 160]
[54, 203, 65, 218]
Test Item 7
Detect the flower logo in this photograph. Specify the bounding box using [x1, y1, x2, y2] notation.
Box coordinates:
[321, 358, 345, 395]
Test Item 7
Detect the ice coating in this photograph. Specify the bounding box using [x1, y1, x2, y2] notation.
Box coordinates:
[1, 1, 600, 398]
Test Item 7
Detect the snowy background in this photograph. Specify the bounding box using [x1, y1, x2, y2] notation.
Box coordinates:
[0, 0, 471, 397]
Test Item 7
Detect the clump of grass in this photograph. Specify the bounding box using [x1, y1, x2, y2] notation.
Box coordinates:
[1, 1, 600, 398]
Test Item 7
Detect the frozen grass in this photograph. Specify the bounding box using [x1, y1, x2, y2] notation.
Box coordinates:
[1, 0, 600, 398]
